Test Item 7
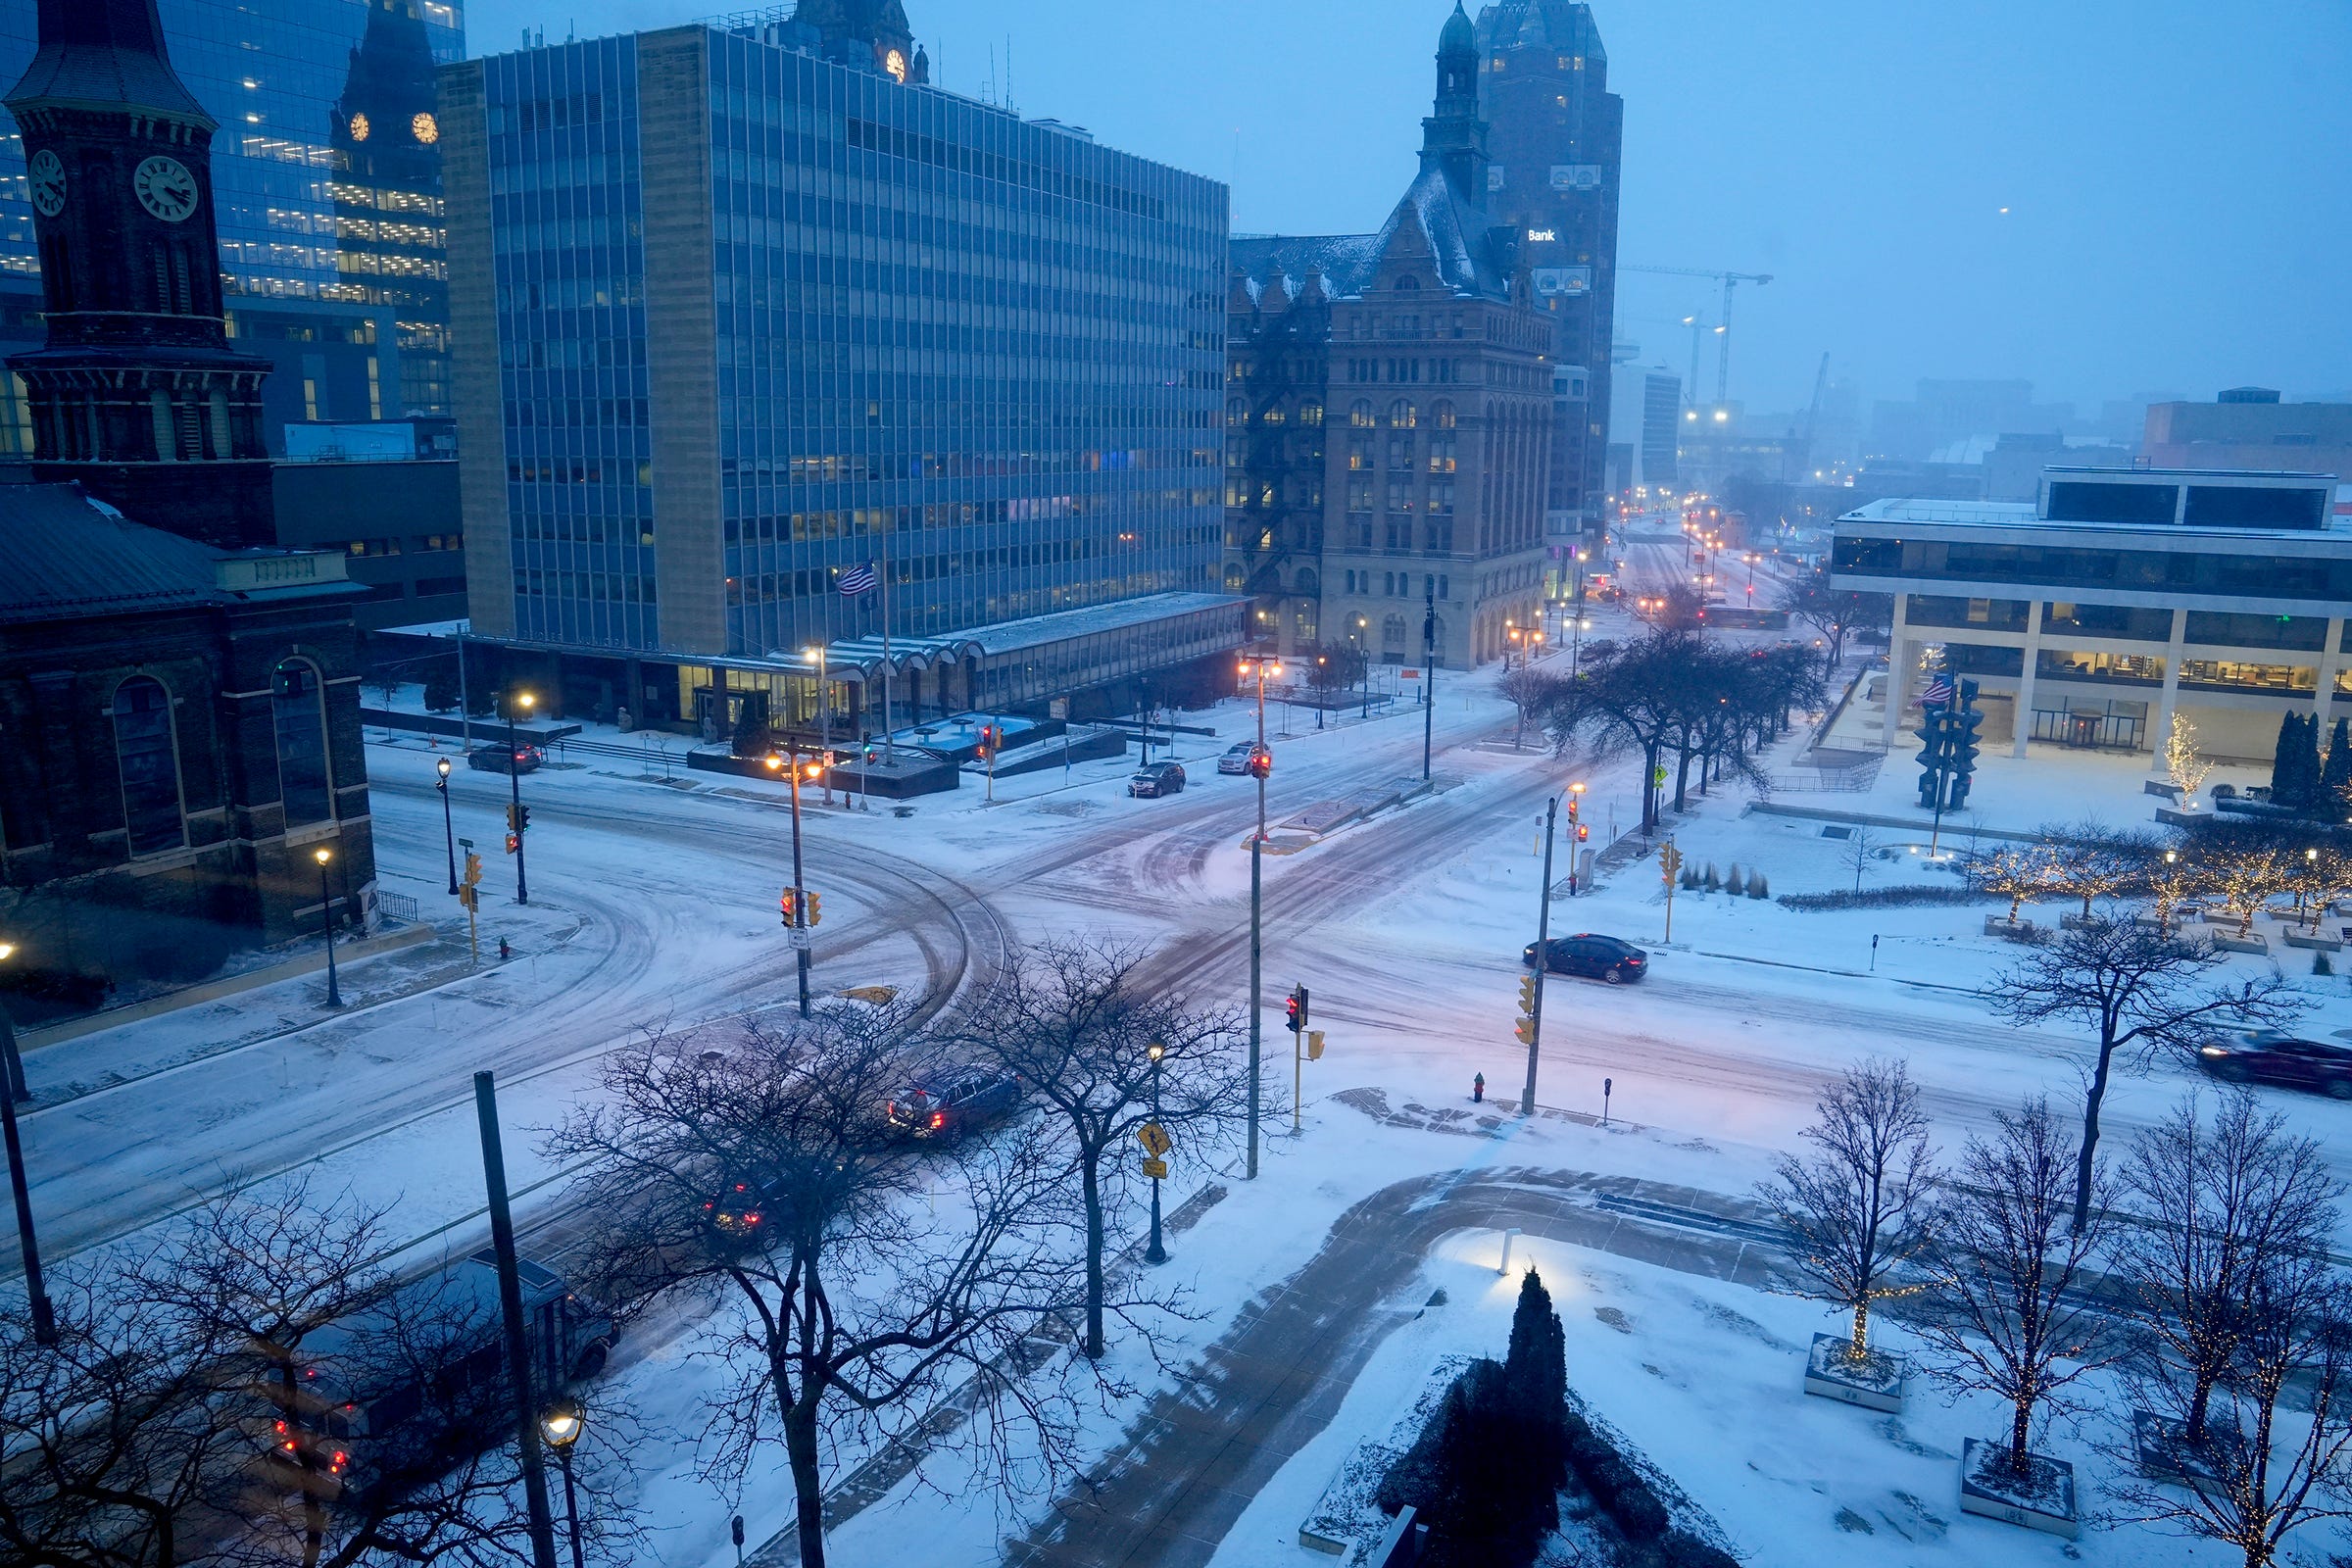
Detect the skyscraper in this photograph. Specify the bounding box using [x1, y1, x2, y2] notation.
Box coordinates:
[1475, 1, 1622, 541]
[0, 0, 464, 452]
[436, 15, 1237, 737]
[1225, 4, 1556, 670]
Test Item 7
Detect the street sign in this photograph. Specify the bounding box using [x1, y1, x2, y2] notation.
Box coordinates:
[1138, 1121, 1173, 1157]
[1050, 697, 1070, 720]
[839, 985, 899, 1005]
[1399, 668, 1422, 681]
[790, 926, 811, 952]
[1141, 1156, 1168, 1180]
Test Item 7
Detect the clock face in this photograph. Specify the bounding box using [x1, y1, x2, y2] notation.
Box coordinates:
[411, 111, 439, 145]
[133, 156, 199, 222]
[350, 112, 371, 141]
[29, 150, 66, 217]
[884, 48, 907, 82]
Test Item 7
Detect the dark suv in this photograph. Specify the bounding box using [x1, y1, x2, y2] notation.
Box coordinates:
[887, 1067, 1021, 1139]
[1128, 761, 1186, 798]
[467, 744, 545, 775]
[2199, 1033, 2352, 1099]
[1522, 934, 1649, 985]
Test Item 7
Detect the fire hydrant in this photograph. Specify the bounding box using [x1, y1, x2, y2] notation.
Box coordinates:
[1473, 1072, 1486, 1103]
[498, 936, 513, 961]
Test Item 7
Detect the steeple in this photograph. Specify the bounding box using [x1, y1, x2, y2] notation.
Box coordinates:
[4, 0, 278, 548]
[1422, 2, 1490, 197]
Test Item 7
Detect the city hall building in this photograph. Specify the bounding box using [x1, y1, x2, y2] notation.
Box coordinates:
[433, 8, 1241, 738]
[1832, 466, 2351, 763]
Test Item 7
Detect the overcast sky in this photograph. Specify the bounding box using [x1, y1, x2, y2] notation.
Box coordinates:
[463, 0, 2352, 419]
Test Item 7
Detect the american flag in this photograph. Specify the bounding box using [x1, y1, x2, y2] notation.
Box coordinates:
[837, 563, 878, 597]
[1919, 676, 1955, 707]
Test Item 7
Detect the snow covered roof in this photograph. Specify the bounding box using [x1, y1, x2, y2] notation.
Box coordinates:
[1230, 234, 1384, 303]
[1373, 162, 1509, 299]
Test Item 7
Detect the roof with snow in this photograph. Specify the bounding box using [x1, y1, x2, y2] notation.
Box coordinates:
[0, 481, 356, 624]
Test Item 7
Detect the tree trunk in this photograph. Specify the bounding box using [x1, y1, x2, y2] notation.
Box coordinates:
[1642, 740, 1661, 831]
[1081, 1153, 1105, 1359]
[2072, 1036, 2118, 1232]
[1850, 1298, 1870, 1356]
[786, 1391, 827, 1568]
[1673, 741, 1692, 812]
[2011, 1398, 2034, 1473]
[2188, 1368, 2218, 1447]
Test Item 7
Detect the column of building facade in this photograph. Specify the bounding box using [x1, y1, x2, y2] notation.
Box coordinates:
[2008, 600, 2044, 759]
[1881, 595, 1911, 752]
[2315, 618, 2346, 736]
[2151, 607, 2188, 772]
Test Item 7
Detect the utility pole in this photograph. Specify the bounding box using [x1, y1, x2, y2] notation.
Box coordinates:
[0, 949, 55, 1345]
[473, 1072, 562, 1568]
[1522, 797, 1558, 1114]
[766, 750, 814, 1016]
[506, 688, 534, 906]
[1240, 655, 1281, 1179]
[1421, 580, 1436, 782]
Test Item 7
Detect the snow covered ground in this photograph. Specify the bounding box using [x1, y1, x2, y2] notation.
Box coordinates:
[21, 625, 2352, 1567]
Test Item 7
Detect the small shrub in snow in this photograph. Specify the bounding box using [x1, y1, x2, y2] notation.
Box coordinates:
[1778, 886, 1993, 911]
[1747, 872, 1770, 900]
[1723, 865, 1745, 898]
[1702, 864, 1720, 894]
[2316, 951, 2334, 977]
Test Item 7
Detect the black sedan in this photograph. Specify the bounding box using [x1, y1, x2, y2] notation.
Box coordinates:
[467, 744, 545, 775]
[2198, 1033, 2352, 1099]
[1522, 934, 1649, 984]
[1127, 761, 1186, 798]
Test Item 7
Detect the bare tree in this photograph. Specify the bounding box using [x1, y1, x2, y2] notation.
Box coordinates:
[957, 937, 1246, 1358]
[2108, 1094, 2352, 1568]
[1496, 664, 1564, 752]
[1544, 631, 1701, 832]
[1970, 841, 2057, 924]
[2039, 820, 2161, 921]
[2185, 826, 2303, 940]
[1841, 826, 1879, 893]
[1915, 1098, 2114, 1478]
[545, 1004, 1115, 1568]
[1984, 916, 2300, 1231]
[1776, 569, 1890, 667]
[1756, 1057, 1938, 1362]
[0, 1177, 563, 1568]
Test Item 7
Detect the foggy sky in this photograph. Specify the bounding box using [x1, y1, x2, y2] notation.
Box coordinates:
[462, 0, 2352, 419]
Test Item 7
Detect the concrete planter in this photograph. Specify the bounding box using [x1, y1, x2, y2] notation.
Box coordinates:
[2133, 1410, 2241, 1496]
[2058, 911, 2100, 930]
[1804, 1334, 1905, 1413]
[1959, 1440, 2080, 1539]
[2213, 933, 2272, 955]
[2155, 806, 2211, 827]
[1983, 916, 2035, 940]
[2283, 930, 2346, 952]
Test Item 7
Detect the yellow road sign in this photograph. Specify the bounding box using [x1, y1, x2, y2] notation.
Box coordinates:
[838, 985, 899, 1005]
[1138, 1121, 1173, 1157]
[1141, 1155, 1168, 1180]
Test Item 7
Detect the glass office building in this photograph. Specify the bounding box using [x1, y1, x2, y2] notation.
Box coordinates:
[0, 0, 464, 450]
[440, 22, 1240, 734]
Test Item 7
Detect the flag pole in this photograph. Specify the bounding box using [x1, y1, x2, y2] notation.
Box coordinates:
[879, 534, 897, 767]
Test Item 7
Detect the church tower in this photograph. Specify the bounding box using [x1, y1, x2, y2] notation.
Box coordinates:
[1421, 2, 1490, 198]
[5, 0, 276, 549]
[795, 0, 930, 84]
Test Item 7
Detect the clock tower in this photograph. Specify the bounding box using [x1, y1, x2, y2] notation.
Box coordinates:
[5, 0, 276, 549]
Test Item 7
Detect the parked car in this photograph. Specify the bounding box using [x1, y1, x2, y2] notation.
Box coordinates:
[1521, 934, 1649, 984]
[467, 743, 544, 774]
[1217, 741, 1258, 775]
[1128, 760, 1186, 798]
[2199, 1032, 2352, 1099]
[887, 1066, 1022, 1139]
[274, 1250, 614, 1498]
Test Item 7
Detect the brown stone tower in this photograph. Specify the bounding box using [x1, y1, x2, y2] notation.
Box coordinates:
[5, 0, 276, 549]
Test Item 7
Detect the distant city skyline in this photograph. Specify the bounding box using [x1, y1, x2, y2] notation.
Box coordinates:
[461, 0, 2352, 423]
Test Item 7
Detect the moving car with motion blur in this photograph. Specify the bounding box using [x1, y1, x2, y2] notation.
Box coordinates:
[2198, 1032, 2352, 1099]
[1522, 934, 1649, 985]
[887, 1065, 1021, 1139]
[466, 743, 545, 774]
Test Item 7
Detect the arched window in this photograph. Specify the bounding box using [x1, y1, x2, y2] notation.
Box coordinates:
[1299, 403, 1324, 427]
[151, 391, 175, 462]
[1382, 613, 1409, 657]
[271, 659, 335, 827]
[112, 676, 185, 856]
[1433, 400, 1457, 429]
[1225, 396, 1247, 426]
[1262, 405, 1286, 425]
[1388, 399, 1417, 429]
[1349, 399, 1375, 428]
[1223, 564, 1246, 593]
[1294, 567, 1320, 599]
[1396, 274, 1421, 291]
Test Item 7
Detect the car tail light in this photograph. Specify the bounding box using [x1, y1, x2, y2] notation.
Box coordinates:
[744, 1211, 761, 1226]
[275, 1420, 289, 1436]
[931, 1111, 946, 1130]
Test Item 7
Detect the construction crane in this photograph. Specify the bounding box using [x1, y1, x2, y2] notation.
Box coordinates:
[1621, 266, 1773, 409]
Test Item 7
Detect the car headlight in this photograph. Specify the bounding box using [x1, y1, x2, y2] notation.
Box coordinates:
[2200, 1047, 2227, 1057]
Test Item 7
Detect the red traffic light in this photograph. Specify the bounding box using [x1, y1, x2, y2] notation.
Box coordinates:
[1576, 823, 1590, 842]
[1247, 748, 1272, 780]
[505, 831, 520, 854]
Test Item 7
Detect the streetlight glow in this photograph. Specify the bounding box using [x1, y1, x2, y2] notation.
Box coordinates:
[539, 1399, 584, 1450]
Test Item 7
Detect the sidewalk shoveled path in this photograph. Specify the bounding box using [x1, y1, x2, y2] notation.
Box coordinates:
[1001, 1160, 1781, 1568]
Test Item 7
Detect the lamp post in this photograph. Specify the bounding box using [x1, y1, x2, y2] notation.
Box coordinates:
[765, 749, 817, 1018]
[1314, 655, 1328, 730]
[1238, 655, 1283, 1181]
[315, 847, 343, 1009]
[507, 689, 535, 906]
[540, 1399, 588, 1568]
[807, 644, 833, 805]
[1144, 1040, 1167, 1264]
[0, 942, 56, 1345]
[436, 757, 458, 895]
[1505, 621, 1521, 670]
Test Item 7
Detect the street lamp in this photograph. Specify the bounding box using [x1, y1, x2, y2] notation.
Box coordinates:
[315, 847, 343, 1009]
[538, 1398, 587, 1568]
[1144, 1040, 1167, 1264]
[1236, 656, 1283, 1183]
[764, 749, 820, 1018]
[805, 645, 833, 806]
[436, 757, 457, 895]
[507, 690, 536, 906]
[1314, 655, 1328, 730]
[0, 941, 56, 1345]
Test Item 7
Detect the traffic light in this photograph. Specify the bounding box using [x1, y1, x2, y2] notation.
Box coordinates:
[1659, 843, 1684, 887]
[1285, 984, 1309, 1035]
[780, 888, 799, 927]
[1247, 747, 1272, 780]
[506, 803, 520, 832]
[1576, 822, 1590, 842]
[463, 852, 482, 885]
[1518, 972, 1540, 1013]
[806, 891, 822, 926]
[505, 832, 519, 855]
[516, 804, 530, 833]
[1306, 1029, 1326, 1061]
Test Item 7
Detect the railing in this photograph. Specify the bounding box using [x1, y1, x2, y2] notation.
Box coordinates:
[1766, 757, 1884, 793]
[375, 891, 419, 925]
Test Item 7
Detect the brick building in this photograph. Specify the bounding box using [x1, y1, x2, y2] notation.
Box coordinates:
[1225, 3, 1554, 669]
